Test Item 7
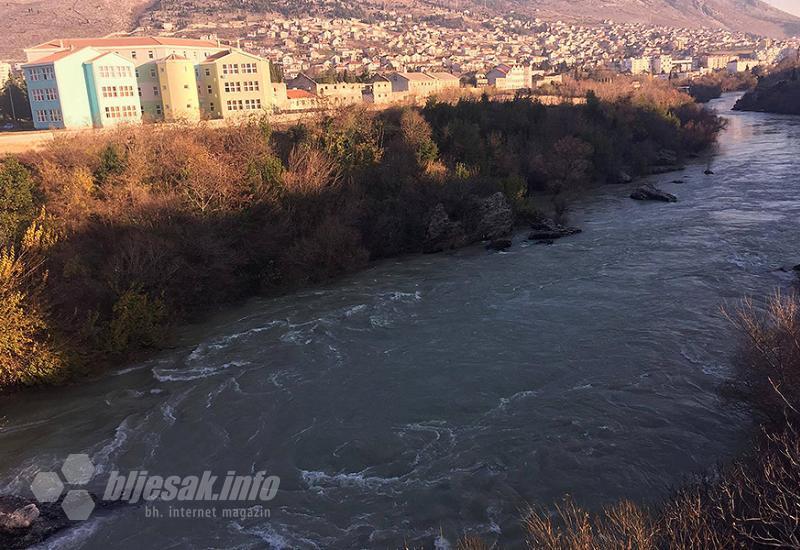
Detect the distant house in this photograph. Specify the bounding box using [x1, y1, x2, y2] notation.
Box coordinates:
[387, 72, 438, 97]
[424, 72, 461, 93]
[363, 75, 393, 104]
[486, 64, 528, 90]
[287, 72, 364, 107]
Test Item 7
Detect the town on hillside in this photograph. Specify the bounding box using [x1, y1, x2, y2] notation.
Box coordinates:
[0, 10, 799, 130]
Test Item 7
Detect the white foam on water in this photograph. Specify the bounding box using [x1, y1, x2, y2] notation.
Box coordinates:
[300, 469, 402, 491]
[152, 361, 249, 382]
[230, 521, 321, 550]
[30, 516, 109, 550]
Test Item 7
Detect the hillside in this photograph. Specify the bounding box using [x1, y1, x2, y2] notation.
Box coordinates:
[1, 0, 799, 60]
[0, 0, 152, 60]
[494, 0, 800, 38]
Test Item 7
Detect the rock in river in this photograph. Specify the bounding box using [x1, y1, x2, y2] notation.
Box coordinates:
[630, 184, 677, 203]
[469, 192, 514, 241]
[424, 203, 467, 253]
[528, 219, 582, 241]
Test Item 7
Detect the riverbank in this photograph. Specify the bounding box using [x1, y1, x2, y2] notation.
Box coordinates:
[0, 93, 797, 547]
[734, 59, 800, 115]
[0, 81, 722, 391]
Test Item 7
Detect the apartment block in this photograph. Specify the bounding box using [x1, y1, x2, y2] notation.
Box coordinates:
[24, 47, 141, 129]
[22, 37, 283, 126]
[198, 50, 274, 119]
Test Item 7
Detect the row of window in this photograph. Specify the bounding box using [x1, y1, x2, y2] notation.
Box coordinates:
[223, 80, 260, 93]
[98, 66, 133, 79]
[104, 105, 139, 119]
[101, 85, 135, 98]
[28, 67, 55, 81]
[35, 109, 62, 123]
[221, 63, 258, 75]
[31, 88, 58, 101]
[226, 98, 261, 111]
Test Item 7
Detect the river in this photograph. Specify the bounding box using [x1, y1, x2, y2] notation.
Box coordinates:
[1, 94, 799, 548]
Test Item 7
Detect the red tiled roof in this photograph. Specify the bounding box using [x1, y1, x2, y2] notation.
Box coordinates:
[22, 47, 90, 66]
[28, 36, 218, 50]
[287, 89, 315, 99]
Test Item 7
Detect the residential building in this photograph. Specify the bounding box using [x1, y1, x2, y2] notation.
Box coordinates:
[287, 73, 364, 107]
[387, 72, 439, 98]
[727, 59, 756, 74]
[0, 62, 11, 86]
[364, 75, 393, 104]
[622, 57, 651, 75]
[198, 49, 274, 118]
[24, 47, 141, 129]
[652, 55, 673, 75]
[486, 64, 528, 89]
[156, 54, 201, 121]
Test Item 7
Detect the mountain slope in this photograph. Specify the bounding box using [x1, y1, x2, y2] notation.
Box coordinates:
[497, 0, 800, 37]
[0, 0, 153, 60]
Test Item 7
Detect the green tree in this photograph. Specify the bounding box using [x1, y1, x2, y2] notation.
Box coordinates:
[0, 75, 32, 121]
[0, 158, 38, 244]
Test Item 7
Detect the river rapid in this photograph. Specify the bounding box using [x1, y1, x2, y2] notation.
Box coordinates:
[1, 94, 799, 548]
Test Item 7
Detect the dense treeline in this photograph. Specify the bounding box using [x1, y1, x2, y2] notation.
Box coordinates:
[0, 84, 722, 389]
[735, 59, 800, 115]
[683, 70, 757, 103]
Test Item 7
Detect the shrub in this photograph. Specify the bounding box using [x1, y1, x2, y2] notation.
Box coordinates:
[0, 158, 38, 244]
[107, 286, 167, 354]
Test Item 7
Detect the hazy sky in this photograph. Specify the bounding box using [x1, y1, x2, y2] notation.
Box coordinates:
[765, 0, 800, 17]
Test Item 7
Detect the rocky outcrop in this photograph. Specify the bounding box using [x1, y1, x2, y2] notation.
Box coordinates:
[469, 192, 514, 242]
[424, 203, 467, 253]
[630, 184, 677, 203]
[528, 219, 582, 241]
[617, 170, 633, 184]
[0, 496, 69, 550]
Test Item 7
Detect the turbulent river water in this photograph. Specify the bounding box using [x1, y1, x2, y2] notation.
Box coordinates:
[2, 94, 800, 549]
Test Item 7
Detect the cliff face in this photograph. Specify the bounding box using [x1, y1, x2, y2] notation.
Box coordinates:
[735, 64, 800, 115]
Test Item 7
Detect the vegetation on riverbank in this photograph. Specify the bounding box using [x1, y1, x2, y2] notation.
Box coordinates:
[0, 84, 722, 390]
[735, 59, 800, 115]
[458, 289, 800, 549]
[681, 70, 757, 103]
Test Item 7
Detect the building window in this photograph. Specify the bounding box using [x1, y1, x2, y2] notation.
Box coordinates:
[241, 63, 257, 74]
[43, 67, 55, 80]
[148, 50, 154, 59]
[244, 98, 261, 110]
[223, 81, 241, 93]
[207, 85, 212, 94]
[150, 68, 156, 78]
[131, 51, 137, 59]
[135, 69, 139, 77]
[183, 84, 189, 89]
[153, 86, 159, 96]
[205, 68, 210, 76]
[243, 80, 259, 92]
[45, 88, 58, 100]
[36, 110, 47, 122]
[32, 89, 45, 101]
[156, 105, 162, 115]
[222, 64, 239, 75]
[138, 87, 142, 97]
[226, 99, 243, 111]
